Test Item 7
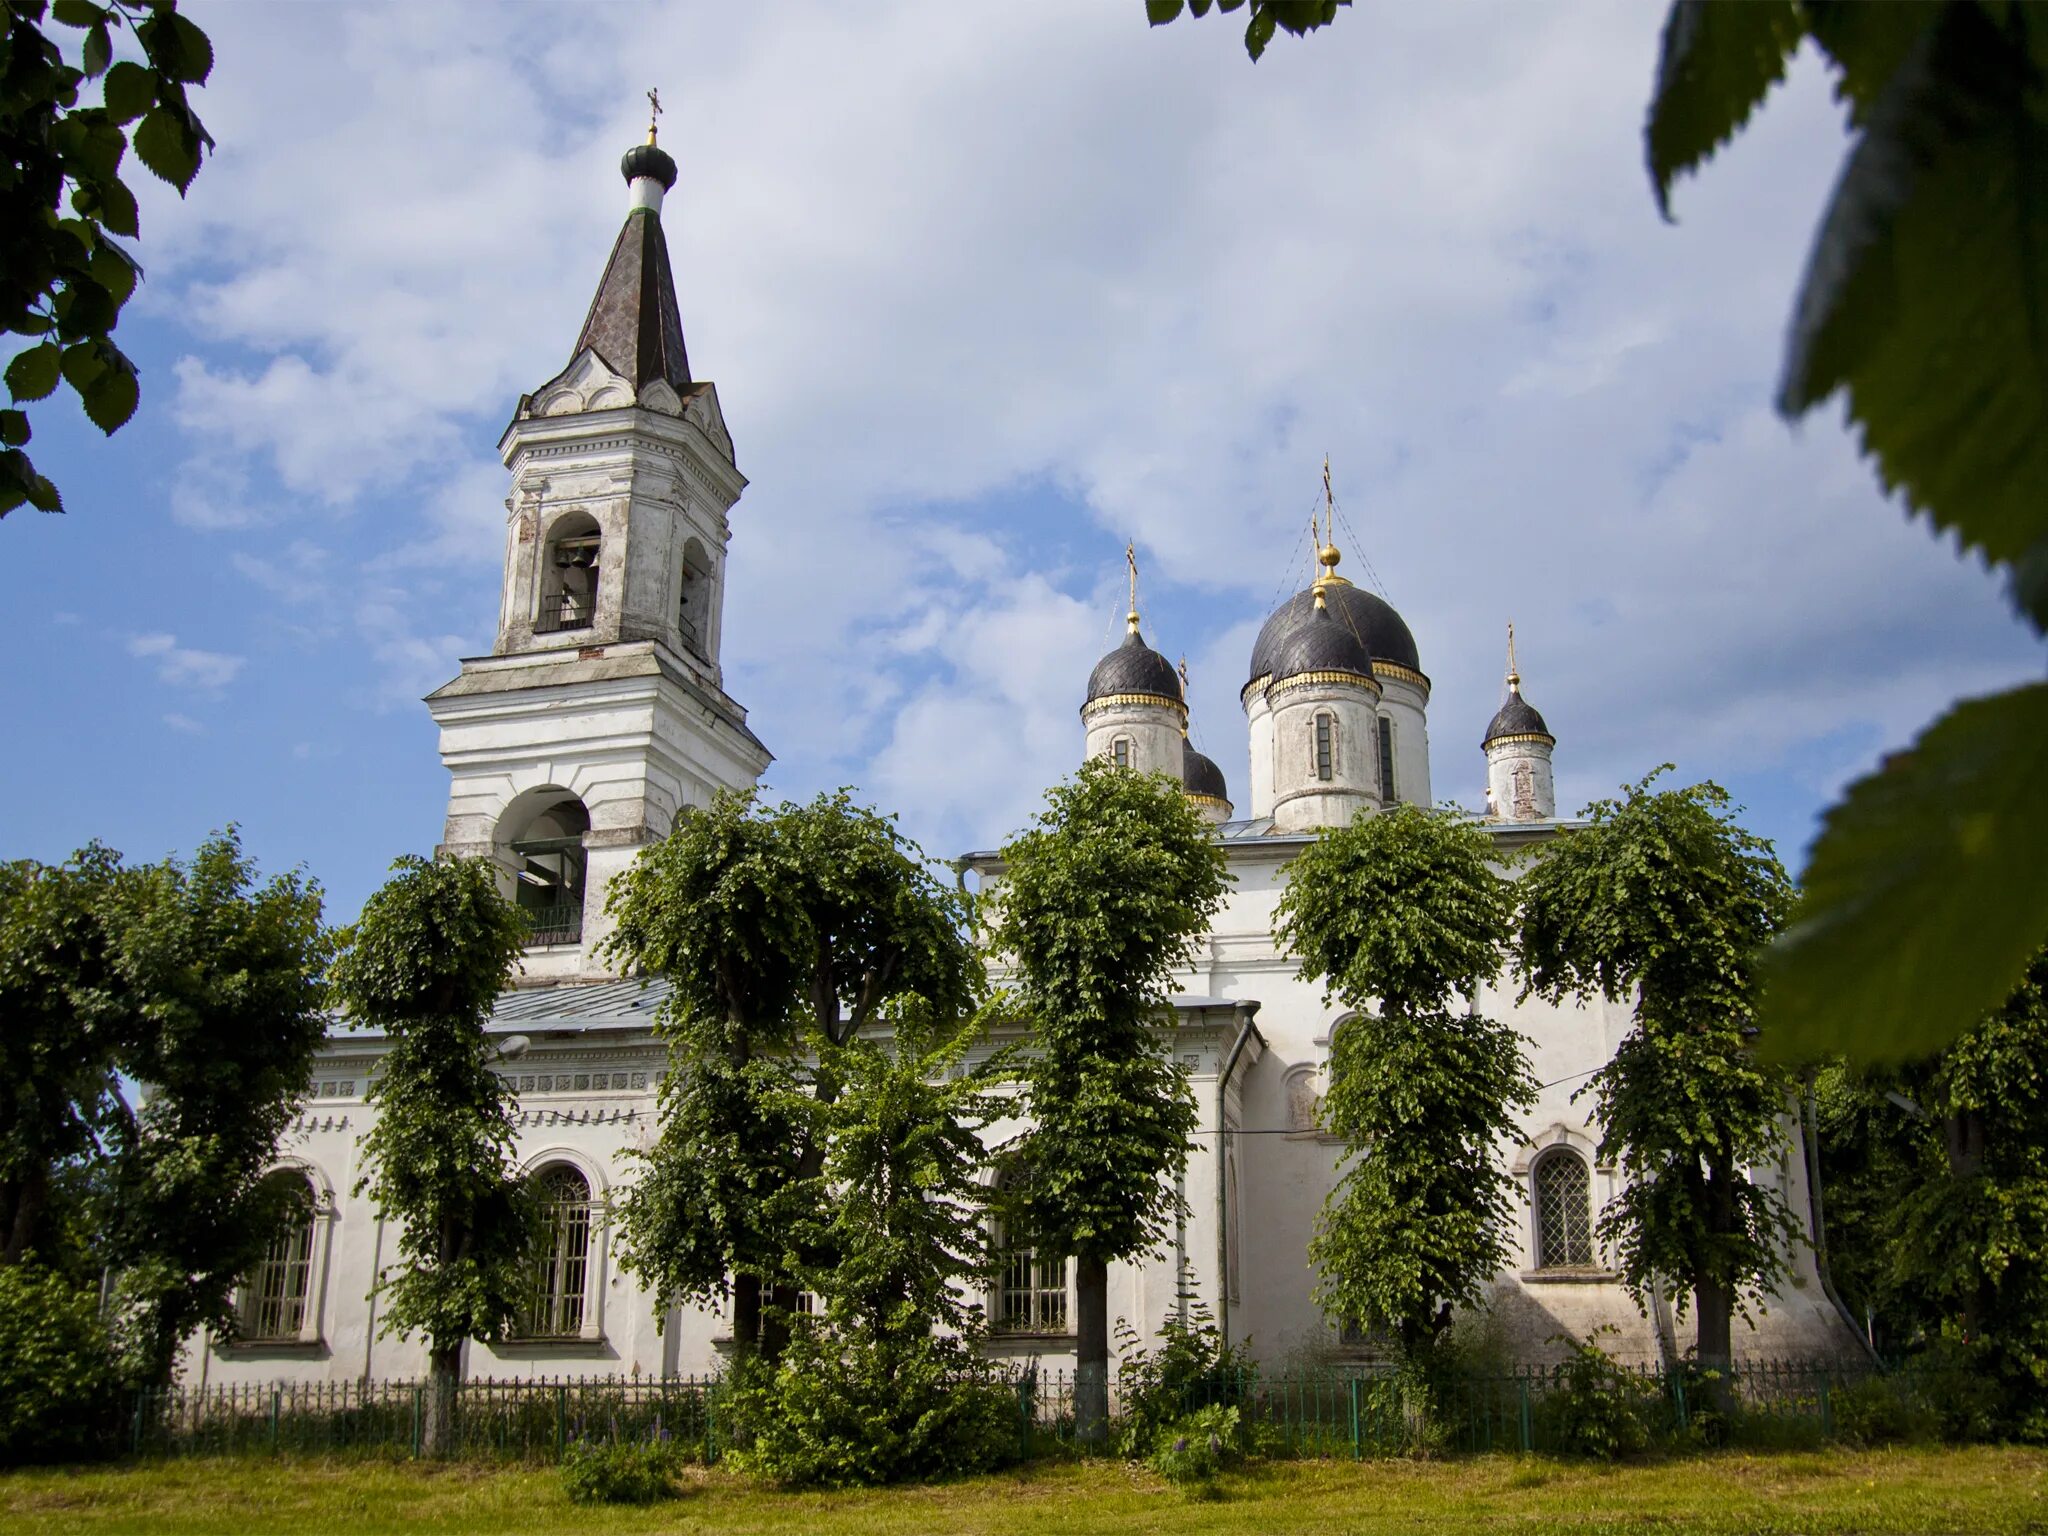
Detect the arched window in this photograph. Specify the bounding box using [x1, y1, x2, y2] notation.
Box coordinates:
[502, 792, 591, 947]
[1112, 737, 1132, 769]
[1534, 1149, 1594, 1268]
[237, 1172, 316, 1341]
[1314, 713, 1336, 782]
[677, 537, 711, 656]
[990, 1173, 1067, 1334]
[1378, 714, 1397, 801]
[537, 513, 601, 634]
[522, 1165, 593, 1338]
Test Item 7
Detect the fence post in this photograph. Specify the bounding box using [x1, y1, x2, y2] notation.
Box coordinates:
[1349, 1378, 1361, 1461]
[1518, 1378, 1532, 1454]
[269, 1388, 281, 1455]
[411, 1385, 422, 1459]
[556, 1385, 567, 1461]
[1670, 1368, 1688, 1434]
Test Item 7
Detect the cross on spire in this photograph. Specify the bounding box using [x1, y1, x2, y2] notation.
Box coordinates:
[1505, 620, 1521, 693]
[646, 87, 663, 145]
[1125, 541, 1142, 634]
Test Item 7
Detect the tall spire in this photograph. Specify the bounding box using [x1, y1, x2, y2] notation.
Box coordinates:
[1505, 620, 1521, 694]
[569, 99, 692, 394]
[1126, 540, 1142, 635]
[1312, 455, 1349, 608]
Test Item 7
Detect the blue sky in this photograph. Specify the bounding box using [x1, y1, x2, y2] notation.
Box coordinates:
[6, 0, 2041, 927]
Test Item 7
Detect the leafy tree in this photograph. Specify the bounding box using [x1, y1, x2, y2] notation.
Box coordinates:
[1274, 804, 1536, 1360]
[332, 854, 530, 1448]
[1516, 773, 1799, 1371]
[1821, 948, 2048, 1437]
[602, 789, 979, 1364]
[1145, 0, 1350, 61]
[728, 1000, 1018, 1487]
[3, 0, 214, 516]
[0, 1260, 120, 1464]
[990, 757, 1231, 1442]
[1152, 0, 2048, 1066]
[0, 832, 327, 1385]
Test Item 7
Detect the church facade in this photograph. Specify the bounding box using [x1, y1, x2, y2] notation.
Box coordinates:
[187, 133, 1858, 1390]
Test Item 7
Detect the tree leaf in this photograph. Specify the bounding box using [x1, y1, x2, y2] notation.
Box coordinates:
[5, 344, 63, 403]
[80, 361, 138, 435]
[60, 339, 109, 394]
[90, 241, 138, 306]
[1761, 682, 2048, 1063]
[0, 411, 29, 448]
[163, 10, 215, 85]
[1644, 0, 1803, 219]
[90, 175, 141, 239]
[1778, 2, 2048, 615]
[1146, 0, 1186, 24]
[82, 22, 111, 79]
[102, 60, 155, 124]
[132, 106, 201, 193]
[50, 0, 105, 28]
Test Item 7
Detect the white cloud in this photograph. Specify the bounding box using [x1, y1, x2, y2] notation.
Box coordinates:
[127, 633, 245, 692]
[136, 0, 2041, 862]
[162, 713, 204, 735]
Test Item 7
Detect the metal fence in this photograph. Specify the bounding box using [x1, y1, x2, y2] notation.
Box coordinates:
[130, 1357, 1912, 1464]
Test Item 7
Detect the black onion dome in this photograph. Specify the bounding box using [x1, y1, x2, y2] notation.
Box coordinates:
[1484, 689, 1552, 745]
[1248, 584, 1420, 686]
[621, 142, 678, 190]
[1182, 737, 1230, 804]
[1269, 602, 1375, 683]
[1085, 629, 1182, 705]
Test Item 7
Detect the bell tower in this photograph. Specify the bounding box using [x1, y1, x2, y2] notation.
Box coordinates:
[426, 101, 772, 982]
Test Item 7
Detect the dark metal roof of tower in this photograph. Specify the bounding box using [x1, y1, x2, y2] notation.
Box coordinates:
[569, 199, 692, 393]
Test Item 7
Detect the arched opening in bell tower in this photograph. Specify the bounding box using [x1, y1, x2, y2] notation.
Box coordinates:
[498, 789, 592, 947]
[677, 537, 711, 657]
[537, 513, 602, 635]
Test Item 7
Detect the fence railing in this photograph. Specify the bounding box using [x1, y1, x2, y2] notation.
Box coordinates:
[129, 1357, 1935, 1465]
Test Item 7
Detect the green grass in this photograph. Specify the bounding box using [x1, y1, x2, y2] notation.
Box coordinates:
[0, 1446, 2043, 1535]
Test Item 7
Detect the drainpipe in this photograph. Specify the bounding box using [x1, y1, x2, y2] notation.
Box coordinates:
[1215, 1000, 1260, 1349]
[1801, 1073, 1881, 1364]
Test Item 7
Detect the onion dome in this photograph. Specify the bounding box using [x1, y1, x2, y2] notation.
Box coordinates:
[1483, 624, 1554, 746]
[1247, 526, 1419, 687]
[621, 141, 678, 191]
[1182, 737, 1230, 803]
[1086, 627, 1181, 705]
[1270, 600, 1375, 683]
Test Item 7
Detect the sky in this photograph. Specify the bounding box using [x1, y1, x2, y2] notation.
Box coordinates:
[6, 0, 2042, 926]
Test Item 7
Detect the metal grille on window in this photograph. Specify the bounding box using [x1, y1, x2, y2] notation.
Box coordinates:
[992, 1214, 1067, 1333]
[238, 1177, 315, 1340]
[1315, 713, 1335, 781]
[1379, 714, 1396, 800]
[523, 1166, 593, 1337]
[1535, 1151, 1594, 1268]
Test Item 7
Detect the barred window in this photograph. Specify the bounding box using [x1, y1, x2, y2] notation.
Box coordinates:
[990, 1177, 1067, 1334]
[1534, 1150, 1594, 1268]
[1314, 713, 1335, 782]
[522, 1165, 593, 1337]
[237, 1173, 316, 1341]
[1378, 714, 1396, 800]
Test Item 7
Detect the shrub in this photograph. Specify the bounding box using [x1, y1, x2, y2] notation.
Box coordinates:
[1113, 1302, 1254, 1459]
[560, 1439, 681, 1504]
[1830, 1375, 1940, 1448]
[726, 1330, 1018, 1488]
[0, 1261, 121, 1465]
[1530, 1332, 1656, 1459]
[1149, 1404, 1241, 1497]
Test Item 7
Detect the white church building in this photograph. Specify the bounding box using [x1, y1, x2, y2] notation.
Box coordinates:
[190, 129, 1858, 1389]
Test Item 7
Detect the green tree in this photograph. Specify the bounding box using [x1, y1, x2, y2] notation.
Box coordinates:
[0, 832, 327, 1385]
[1822, 949, 2048, 1436]
[730, 1000, 1018, 1487]
[332, 854, 530, 1449]
[602, 789, 979, 1363]
[3, 0, 214, 516]
[990, 757, 1231, 1442]
[1150, 0, 2048, 1068]
[1516, 773, 1799, 1372]
[1273, 804, 1536, 1360]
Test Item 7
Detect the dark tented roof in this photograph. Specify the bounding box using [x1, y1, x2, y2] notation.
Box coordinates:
[1249, 583, 1420, 685]
[1086, 629, 1182, 705]
[570, 206, 692, 393]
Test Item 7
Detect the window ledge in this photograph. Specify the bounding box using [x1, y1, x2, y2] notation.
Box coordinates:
[494, 1336, 612, 1356]
[217, 1338, 326, 1357]
[982, 1332, 1078, 1352]
[1519, 1268, 1622, 1285]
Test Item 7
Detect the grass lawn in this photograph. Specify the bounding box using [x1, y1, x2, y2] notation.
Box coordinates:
[1, 1446, 2043, 1535]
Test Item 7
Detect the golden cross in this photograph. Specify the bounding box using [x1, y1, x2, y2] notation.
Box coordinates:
[1125, 541, 1140, 631]
[647, 87, 663, 144]
[1506, 620, 1520, 687]
[1322, 454, 1334, 536]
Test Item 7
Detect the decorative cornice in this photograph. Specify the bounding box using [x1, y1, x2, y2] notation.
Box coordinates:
[1269, 669, 1381, 699]
[1081, 692, 1187, 722]
[1240, 673, 1273, 706]
[1372, 662, 1431, 694]
[1185, 793, 1232, 813]
[1485, 731, 1556, 750]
